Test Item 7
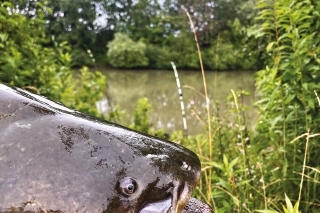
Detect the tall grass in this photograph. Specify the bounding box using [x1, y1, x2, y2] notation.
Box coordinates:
[176, 67, 320, 212]
[176, 1, 320, 212]
[182, 6, 213, 201]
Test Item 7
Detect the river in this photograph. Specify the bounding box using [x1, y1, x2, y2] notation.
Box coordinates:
[96, 69, 256, 135]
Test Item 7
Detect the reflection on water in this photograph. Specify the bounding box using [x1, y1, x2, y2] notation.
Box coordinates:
[96, 69, 256, 135]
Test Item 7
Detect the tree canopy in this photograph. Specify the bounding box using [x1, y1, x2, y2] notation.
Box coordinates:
[0, 0, 105, 117]
[8, 0, 259, 70]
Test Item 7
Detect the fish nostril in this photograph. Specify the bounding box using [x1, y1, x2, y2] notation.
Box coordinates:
[181, 161, 191, 171]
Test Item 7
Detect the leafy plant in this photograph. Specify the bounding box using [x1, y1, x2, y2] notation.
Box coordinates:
[128, 97, 169, 139]
[251, 0, 320, 211]
[203, 19, 259, 71]
[145, 44, 175, 69]
[107, 33, 149, 68]
[0, 1, 106, 117]
[60, 67, 106, 118]
[257, 194, 300, 213]
[130, 97, 152, 133]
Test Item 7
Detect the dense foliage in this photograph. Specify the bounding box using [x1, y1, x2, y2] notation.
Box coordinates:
[9, 0, 260, 70]
[107, 33, 148, 68]
[0, 0, 105, 117]
[252, 0, 320, 211]
[183, 0, 320, 212]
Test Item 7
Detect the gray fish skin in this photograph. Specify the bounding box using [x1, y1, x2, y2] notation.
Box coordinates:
[0, 83, 211, 213]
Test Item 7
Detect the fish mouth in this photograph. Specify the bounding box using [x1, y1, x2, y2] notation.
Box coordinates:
[140, 181, 191, 213]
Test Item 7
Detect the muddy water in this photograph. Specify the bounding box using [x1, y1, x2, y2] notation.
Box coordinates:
[96, 69, 256, 135]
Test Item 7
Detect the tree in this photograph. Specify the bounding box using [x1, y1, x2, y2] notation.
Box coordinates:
[45, 0, 98, 66]
[107, 33, 148, 68]
[161, 0, 260, 70]
[7, 0, 260, 70]
[0, 0, 106, 117]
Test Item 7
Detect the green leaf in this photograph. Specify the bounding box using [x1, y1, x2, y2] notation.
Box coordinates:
[210, 162, 224, 171]
[223, 155, 229, 168]
[270, 68, 278, 81]
[293, 200, 300, 213]
[307, 98, 315, 110]
[0, 33, 8, 42]
[270, 115, 283, 129]
[302, 83, 308, 90]
[266, 42, 275, 52]
[282, 206, 290, 213]
[284, 94, 295, 104]
[255, 2, 271, 9]
[285, 194, 293, 212]
[229, 157, 239, 168]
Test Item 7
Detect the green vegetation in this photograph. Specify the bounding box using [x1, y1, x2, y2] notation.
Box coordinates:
[0, 0, 105, 117]
[7, 0, 260, 70]
[107, 33, 148, 68]
[250, 0, 320, 211]
[1, 0, 320, 212]
[120, 0, 320, 212]
[187, 0, 320, 212]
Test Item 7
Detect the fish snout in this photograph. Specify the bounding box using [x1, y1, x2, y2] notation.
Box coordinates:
[169, 180, 191, 213]
[169, 155, 201, 213]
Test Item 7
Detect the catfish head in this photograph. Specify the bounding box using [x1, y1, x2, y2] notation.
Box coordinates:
[0, 83, 211, 213]
[101, 123, 202, 213]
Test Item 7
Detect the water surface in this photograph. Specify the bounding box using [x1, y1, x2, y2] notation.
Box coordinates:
[96, 69, 256, 135]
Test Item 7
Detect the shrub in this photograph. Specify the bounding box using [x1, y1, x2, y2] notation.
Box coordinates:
[251, 0, 320, 211]
[130, 97, 152, 133]
[107, 33, 148, 68]
[0, 1, 106, 118]
[203, 19, 259, 71]
[145, 44, 175, 69]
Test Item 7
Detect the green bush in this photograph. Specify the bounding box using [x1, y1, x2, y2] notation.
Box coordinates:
[203, 19, 259, 71]
[0, 1, 106, 118]
[145, 44, 175, 69]
[107, 33, 148, 68]
[251, 0, 320, 211]
[71, 48, 94, 67]
[130, 97, 152, 133]
[60, 67, 106, 118]
[128, 97, 169, 140]
[167, 33, 199, 70]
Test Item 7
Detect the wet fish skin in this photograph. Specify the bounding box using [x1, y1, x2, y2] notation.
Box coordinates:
[0, 83, 212, 213]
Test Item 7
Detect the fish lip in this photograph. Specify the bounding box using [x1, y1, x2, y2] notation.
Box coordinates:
[139, 181, 190, 213]
[170, 181, 191, 213]
[139, 196, 172, 213]
[173, 165, 201, 213]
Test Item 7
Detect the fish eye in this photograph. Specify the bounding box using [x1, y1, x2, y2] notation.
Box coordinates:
[119, 177, 137, 196]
